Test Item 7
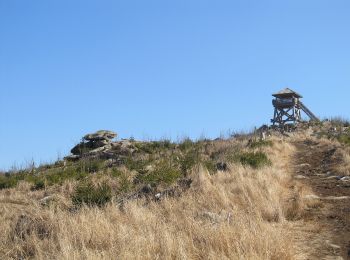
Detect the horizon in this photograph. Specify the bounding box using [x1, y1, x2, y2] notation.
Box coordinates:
[1, 1, 350, 170]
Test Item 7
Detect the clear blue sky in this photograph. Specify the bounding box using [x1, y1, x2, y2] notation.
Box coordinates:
[1, 0, 349, 170]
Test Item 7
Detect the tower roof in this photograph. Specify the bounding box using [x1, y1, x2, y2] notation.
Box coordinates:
[272, 88, 303, 98]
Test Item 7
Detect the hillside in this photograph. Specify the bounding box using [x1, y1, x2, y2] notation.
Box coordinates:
[1, 120, 350, 259]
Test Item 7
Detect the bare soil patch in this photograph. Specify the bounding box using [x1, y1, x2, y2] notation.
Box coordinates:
[294, 139, 350, 259]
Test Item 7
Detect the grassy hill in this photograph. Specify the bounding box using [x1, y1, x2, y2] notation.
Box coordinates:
[1, 120, 350, 259]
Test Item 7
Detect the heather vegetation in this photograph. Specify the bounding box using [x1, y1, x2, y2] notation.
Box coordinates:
[0, 136, 272, 200]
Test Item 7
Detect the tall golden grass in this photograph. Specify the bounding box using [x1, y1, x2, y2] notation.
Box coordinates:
[0, 140, 305, 259]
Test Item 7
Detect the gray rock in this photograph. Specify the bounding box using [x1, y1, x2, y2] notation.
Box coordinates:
[71, 142, 91, 155]
[70, 131, 116, 156]
[64, 155, 80, 161]
[155, 193, 162, 200]
[88, 145, 111, 155]
[84, 130, 117, 141]
[295, 175, 309, 179]
[111, 140, 138, 155]
[340, 176, 350, 181]
[141, 184, 153, 194]
[216, 162, 228, 171]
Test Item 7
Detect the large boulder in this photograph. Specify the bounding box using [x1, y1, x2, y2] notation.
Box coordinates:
[70, 130, 117, 156]
[71, 142, 91, 155]
[111, 140, 138, 155]
[84, 130, 117, 141]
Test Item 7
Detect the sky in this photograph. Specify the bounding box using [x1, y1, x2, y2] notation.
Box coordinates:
[1, 0, 350, 170]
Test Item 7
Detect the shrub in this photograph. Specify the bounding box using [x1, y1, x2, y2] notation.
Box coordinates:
[135, 140, 176, 154]
[72, 182, 112, 207]
[338, 134, 350, 146]
[178, 138, 195, 151]
[203, 160, 216, 174]
[0, 174, 18, 189]
[249, 140, 273, 149]
[118, 174, 132, 193]
[231, 152, 271, 169]
[110, 168, 122, 178]
[31, 179, 45, 190]
[330, 117, 350, 127]
[180, 150, 200, 175]
[138, 163, 181, 185]
[125, 158, 149, 173]
[77, 159, 104, 173]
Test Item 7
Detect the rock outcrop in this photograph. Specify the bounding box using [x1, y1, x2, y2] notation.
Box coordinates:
[65, 130, 139, 161]
[65, 130, 117, 160]
[83, 130, 117, 141]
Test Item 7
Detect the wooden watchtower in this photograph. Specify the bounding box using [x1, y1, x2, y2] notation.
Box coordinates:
[271, 88, 319, 126]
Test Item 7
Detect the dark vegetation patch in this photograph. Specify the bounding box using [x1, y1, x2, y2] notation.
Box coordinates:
[338, 134, 350, 146]
[329, 117, 350, 128]
[229, 151, 271, 169]
[136, 162, 181, 185]
[248, 140, 273, 149]
[1, 136, 274, 206]
[134, 140, 176, 154]
[72, 181, 112, 207]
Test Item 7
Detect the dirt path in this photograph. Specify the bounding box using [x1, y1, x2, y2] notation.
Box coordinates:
[294, 139, 350, 259]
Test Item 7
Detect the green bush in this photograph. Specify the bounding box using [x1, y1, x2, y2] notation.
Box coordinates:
[31, 179, 45, 190]
[135, 140, 176, 154]
[0, 165, 92, 190]
[249, 140, 273, 149]
[330, 117, 350, 127]
[110, 168, 122, 178]
[125, 158, 149, 173]
[180, 150, 200, 175]
[203, 160, 216, 174]
[178, 138, 195, 151]
[77, 159, 104, 173]
[72, 182, 112, 207]
[231, 152, 271, 169]
[0, 174, 18, 189]
[118, 174, 132, 193]
[138, 163, 181, 185]
[338, 134, 350, 146]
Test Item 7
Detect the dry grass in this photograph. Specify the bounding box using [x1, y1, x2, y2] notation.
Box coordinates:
[336, 146, 350, 176]
[0, 140, 305, 259]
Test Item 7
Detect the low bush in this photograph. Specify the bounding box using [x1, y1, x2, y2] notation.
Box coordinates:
[117, 173, 133, 193]
[0, 174, 18, 189]
[249, 140, 273, 149]
[330, 117, 350, 127]
[77, 159, 104, 173]
[135, 140, 176, 154]
[31, 179, 45, 190]
[230, 152, 271, 169]
[72, 182, 112, 207]
[180, 150, 200, 175]
[203, 160, 216, 174]
[138, 163, 181, 185]
[338, 134, 350, 146]
[178, 138, 195, 151]
[125, 158, 149, 173]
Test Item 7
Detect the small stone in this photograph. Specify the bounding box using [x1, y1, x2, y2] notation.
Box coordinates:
[141, 184, 152, 194]
[304, 194, 320, 200]
[295, 175, 309, 179]
[64, 155, 80, 161]
[329, 243, 341, 250]
[340, 176, 350, 181]
[155, 193, 161, 200]
[216, 162, 228, 171]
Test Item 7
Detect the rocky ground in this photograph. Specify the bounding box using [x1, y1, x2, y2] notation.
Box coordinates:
[294, 139, 350, 259]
